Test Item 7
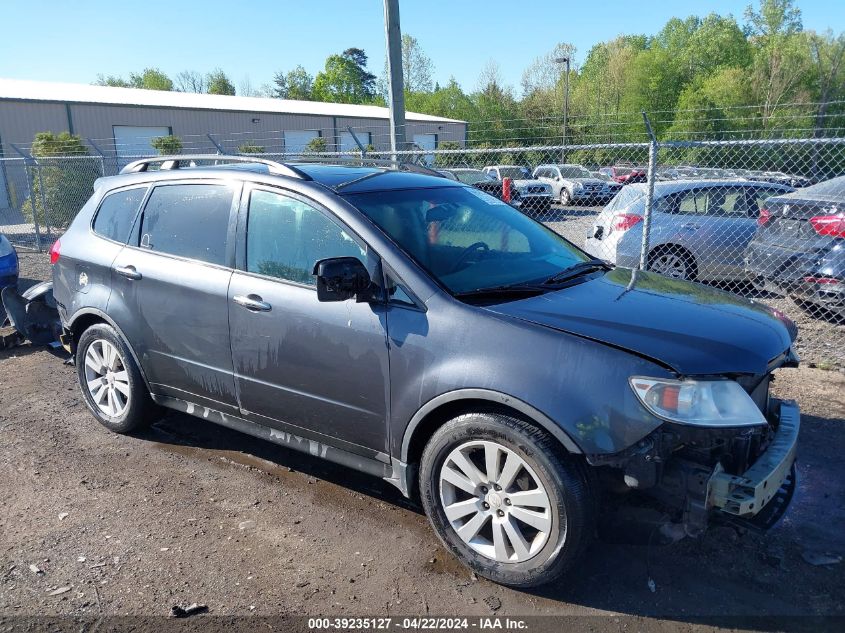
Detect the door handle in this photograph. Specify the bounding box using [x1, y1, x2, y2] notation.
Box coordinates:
[114, 265, 142, 280]
[233, 294, 272, 312]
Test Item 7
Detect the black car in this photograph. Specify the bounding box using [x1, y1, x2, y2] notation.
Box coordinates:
[746, 175, 845, 318]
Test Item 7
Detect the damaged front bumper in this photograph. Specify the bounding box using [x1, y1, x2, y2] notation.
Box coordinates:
[708, 400, 799, 523]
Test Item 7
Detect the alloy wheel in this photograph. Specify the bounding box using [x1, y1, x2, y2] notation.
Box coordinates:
[650, 252, 690, 279]
[83, 339, 130, 417]
[439, 440, 554, 563]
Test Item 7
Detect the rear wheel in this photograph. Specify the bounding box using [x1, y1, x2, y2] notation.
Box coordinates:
[648, 246, 696, 280]
[420, 412, 593, 588]
[76, 323, 156, 433]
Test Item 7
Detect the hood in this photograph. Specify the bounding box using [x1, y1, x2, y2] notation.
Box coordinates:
[566, 177, 607, 186]
[513, 178, 548, 188]
[485, 268, 795, 376]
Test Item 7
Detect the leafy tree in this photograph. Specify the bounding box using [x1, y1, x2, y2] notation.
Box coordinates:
[313, 50, 377, 104]
[304, 136, 328, 153]
[238, 141, 265, 153]
[206, 69, 236, 95]
[151, 135, 183, 155]
[27, 132, 98, 229]
[128, 68, 173, 91]
[94, 74, 130, 88]
[271, 65, 314, 100]
[401, 34, 434, 93]
[744, 0, 802, 37]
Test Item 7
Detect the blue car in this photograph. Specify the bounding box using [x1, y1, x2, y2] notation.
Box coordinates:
[0, 234, 18, 288]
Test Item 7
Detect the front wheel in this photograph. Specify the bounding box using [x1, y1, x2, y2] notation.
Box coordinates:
[420, 412, 593, 588]
[559, 188, 571, 205]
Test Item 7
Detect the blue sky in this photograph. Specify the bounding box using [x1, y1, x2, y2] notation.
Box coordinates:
[1, 1, 842, 95]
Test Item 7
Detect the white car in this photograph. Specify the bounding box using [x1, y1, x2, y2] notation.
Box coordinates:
[483, 165, 553, 211]
[533, 164, 621, 205]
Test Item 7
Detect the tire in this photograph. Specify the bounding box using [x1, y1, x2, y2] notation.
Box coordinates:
[76, 323, 156, 434]
[559, 188, 571, 206]
[419, 412, 593, 588]
[648, 246, 696, 281]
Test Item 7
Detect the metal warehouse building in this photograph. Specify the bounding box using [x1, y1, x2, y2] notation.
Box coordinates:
[0, 78, 466, 160]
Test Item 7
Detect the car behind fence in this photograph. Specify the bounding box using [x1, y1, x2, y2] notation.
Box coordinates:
[1, 134, 843, 354]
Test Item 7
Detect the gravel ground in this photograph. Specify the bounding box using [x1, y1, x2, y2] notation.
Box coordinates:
[1, 249, 844, 630]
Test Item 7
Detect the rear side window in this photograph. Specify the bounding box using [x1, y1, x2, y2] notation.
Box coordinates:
[93, 187, 147, 243]
[139, 184, 233, 266]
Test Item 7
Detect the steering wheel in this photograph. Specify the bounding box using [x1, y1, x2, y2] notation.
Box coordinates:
[449, 241, 490, 273]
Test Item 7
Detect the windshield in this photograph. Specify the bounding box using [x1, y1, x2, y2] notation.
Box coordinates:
[454, 170, 493, 185]
[496, 167, 527, 180]
[559, 166, 592, 178]
[344, 186, 589, 294]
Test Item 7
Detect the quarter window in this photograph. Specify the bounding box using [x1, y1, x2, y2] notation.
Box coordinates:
[246, 189, 366, 286]
[93, 187, 147, 243]
[139, 184, 234, 266]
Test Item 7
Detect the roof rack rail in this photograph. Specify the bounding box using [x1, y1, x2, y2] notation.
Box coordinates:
[119, 155, 313, 181]
[292, 155, 443, 177]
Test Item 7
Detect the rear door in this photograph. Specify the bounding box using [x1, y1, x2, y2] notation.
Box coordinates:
[109, 180, 241, 412]
[228, 185, 390, 455]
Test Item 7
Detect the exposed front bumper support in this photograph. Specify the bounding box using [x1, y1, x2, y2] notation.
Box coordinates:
[708, 400, 800, 518]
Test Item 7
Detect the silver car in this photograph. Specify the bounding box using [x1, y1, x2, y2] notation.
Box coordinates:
[533, 164, 621, 205]
[584, 180, 793, 281]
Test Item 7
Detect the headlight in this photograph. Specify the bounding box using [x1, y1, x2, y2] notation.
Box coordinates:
[573, 182, 584, 190]
[0, 236, 14, 258]
[629, 377, 766, 427]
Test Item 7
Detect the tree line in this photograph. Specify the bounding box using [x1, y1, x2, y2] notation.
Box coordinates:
[92, 0, 844, 148]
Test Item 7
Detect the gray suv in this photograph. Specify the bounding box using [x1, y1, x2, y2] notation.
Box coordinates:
[53, 155, 800, 588]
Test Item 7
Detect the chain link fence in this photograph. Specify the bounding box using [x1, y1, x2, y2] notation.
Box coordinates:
[1, 132, 842, 363]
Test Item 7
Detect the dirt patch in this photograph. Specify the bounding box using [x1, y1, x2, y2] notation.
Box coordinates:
[1, 344, 843, 627]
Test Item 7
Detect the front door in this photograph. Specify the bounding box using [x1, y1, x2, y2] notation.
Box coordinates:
[228, 186, 390, 455]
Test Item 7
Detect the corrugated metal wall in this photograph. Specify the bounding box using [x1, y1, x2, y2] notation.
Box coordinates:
[0, 100, 467, 156]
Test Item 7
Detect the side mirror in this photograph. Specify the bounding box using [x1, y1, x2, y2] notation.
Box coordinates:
[313, 257, 373, 303]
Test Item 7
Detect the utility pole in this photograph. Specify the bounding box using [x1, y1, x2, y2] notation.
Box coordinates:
[554, 56, 570, 162]
[383, 0, 406, 161]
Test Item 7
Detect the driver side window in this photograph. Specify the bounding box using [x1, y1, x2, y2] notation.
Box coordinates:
[246, 189, 366, 286]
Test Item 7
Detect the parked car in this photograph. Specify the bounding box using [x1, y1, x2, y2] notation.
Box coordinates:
[746, 175, 845, 318]
[54, 155, 800, 588]
[584, 180, 794, 281]
[598, 165, 647, 185]
[483, 165, 553, 211]
[0, 234, 19, 288]
[533, 164, 621, 205]
[437, 168, 518, 204]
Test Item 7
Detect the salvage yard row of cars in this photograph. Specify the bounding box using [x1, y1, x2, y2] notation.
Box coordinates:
[437, 161, 844, 319]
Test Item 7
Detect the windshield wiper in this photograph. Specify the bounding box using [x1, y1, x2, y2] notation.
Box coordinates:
[454, 283, 546, 298]
[542, 259, 610, 286]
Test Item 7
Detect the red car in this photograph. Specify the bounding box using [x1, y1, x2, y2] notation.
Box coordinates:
[599, 166, 647, 185]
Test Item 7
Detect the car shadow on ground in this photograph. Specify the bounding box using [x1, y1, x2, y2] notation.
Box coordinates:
[134, 407, 844, 627]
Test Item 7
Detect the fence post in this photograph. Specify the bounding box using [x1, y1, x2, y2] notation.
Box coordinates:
[87, 138, 108, 177]
[24, 162, 43, 253]
[11, 144, 43, 252]
[36, 161, 53, 239]
[638, 112, 659, 270]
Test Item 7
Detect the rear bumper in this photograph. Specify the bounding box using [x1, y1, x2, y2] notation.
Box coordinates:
[709, 400, 800, 519]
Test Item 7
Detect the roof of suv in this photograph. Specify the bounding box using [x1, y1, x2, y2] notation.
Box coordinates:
[101, 161, 462, 194]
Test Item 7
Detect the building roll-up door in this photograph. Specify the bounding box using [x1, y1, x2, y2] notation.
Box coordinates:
[113, 126, 172, 167]
[412, 133, 437, 165]
[284, 130, 320, 157]
[339, 131, 371, 153]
